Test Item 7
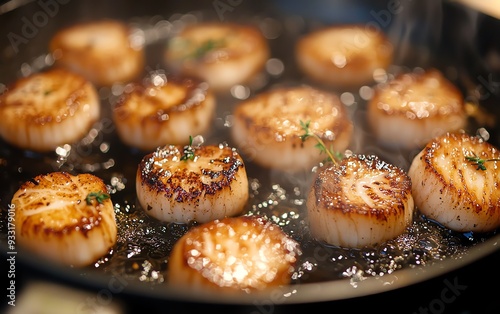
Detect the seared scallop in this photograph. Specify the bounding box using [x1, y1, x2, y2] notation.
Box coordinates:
[164, 22, 269, 91]
[296, 24, 393, 89]
[231, 86, 353, 173]
[136, 141, 249, 223]
[50, 19, 145, 86]
[367, 68, 467, 150]
[11, 172, 117, 267]
[0, 68, 100, 152]
[307, 154, 414, 248]
[408, 132, 500, 233]
[113, 74, 216, 151]
[167, 215, 301, 293]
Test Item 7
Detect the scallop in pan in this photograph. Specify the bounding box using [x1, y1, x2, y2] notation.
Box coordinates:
[408, 132, 500, 233]
[113, 73, 216, 151]
[295, 24, 394, 89]
[164, 22, 270, 91]
[49, 19, 145, 86]
[307, 154, 414, 248]
[231, 85, 353, 173]
[11, 172, 117, 267]
[367, 68, 467, 150]
[168, 215, 301, 293]
[0, 68, 100, 152]
[136, 140, 249, 223]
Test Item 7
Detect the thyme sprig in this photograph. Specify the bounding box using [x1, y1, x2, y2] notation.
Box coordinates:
[188, 38, 225, 60]
[181, 136, 196, 161]
[465, 152, 500, 171]
[180, 135, 204, 162]
[85, 191, 110, 205]
[299, 120, 341, 164]
[174, 38, 225, 60]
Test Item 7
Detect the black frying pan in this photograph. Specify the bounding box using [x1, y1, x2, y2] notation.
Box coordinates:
[1, 0, 499, 308]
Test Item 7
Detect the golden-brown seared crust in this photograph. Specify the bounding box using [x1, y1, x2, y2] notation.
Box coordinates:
[370, 69, 465, 118]
[136, 143, 249, 223]
[138, 145, 244, 199]
[307, 154, 414, 248]
[113, 75, 216, 150]
[50, 19, 145, 86]
[295, 24, 393, 88]
[0, 68, 99, 152]
[312, 155, 412, 218]
[164, 22, 269, 90]
[367, 68, 467, 150]
[408, 132, 500, 232]
[15, 172, 107, 233]
[231, 86, 353, 172]
[235, 87, 351, 146]
[168, 215, 301, 292]
[12, 172, 117, 267]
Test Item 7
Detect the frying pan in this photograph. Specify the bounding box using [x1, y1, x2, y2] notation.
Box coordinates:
[1, 0, 499, 308]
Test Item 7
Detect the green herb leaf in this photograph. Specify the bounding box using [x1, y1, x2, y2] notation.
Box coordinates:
[465, 153, 500, 171]
[169, 37, 225, 60]
[184, 38, 225, 60]
[181, 135, 196, 161]
[85, 191, 110, 205]
[300, 120, 341, 164]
